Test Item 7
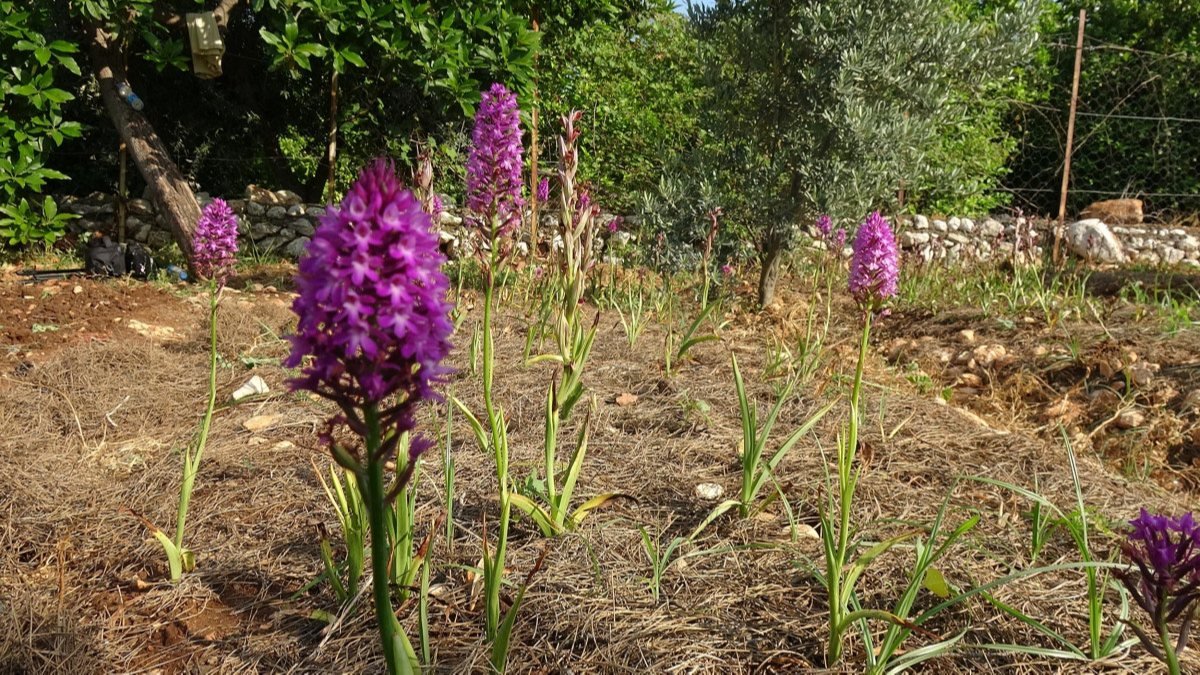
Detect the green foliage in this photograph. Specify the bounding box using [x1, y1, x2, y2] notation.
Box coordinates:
[538, 11, 705, 210]
[727, 354, 832, 518]
[52, 2, 538, 200]
[1, 1, 81, 247]
[693, 0, 1039, 256]
[0, 196, 77, 247]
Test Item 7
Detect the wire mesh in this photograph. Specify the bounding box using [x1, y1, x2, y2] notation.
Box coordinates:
[1003, 34, 1200, 220]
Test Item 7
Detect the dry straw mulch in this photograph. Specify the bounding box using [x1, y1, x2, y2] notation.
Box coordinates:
[0, 278, 1191, 674]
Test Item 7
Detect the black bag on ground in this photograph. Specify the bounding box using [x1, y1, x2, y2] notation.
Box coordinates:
[87, 236, 126, 276]
[125, 241, 155, 279]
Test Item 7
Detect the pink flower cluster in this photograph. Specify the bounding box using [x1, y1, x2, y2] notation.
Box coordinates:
[286, 160, 453, 460]
[848, 211, 899, 307]
[193, 198, 239, 285]
[466, 83, 524, 237]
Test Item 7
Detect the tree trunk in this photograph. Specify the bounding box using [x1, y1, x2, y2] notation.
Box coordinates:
[88, 25, 200, 266]
[757, 240, 785, 309]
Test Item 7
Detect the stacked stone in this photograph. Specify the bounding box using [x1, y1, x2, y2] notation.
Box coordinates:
[890, 215, 1043, 265]
[1112, 225, 1200, 267]
[54, 191, 1200, 269]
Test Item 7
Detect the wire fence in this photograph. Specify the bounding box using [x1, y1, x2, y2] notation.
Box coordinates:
[1002, 33, 1200, 220]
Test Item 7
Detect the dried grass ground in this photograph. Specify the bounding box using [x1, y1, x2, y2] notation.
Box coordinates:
[0, 264, 1194, 674]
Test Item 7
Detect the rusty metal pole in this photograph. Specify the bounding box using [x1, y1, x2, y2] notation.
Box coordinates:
[1055, 8, 1086, 263]
[117, 142, 128, 243]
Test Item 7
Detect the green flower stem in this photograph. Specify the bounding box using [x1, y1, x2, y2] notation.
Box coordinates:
[172, 286, 221, 565]
[827, 309, 873, 665]
[482, 217, 511, 640]
[362, 404, 408, 675]
[1158, 594, 1181, 675]
[1161, 624, 1180, 675]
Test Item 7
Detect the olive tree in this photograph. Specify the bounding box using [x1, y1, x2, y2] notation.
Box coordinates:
[696, 0, 1039, 307]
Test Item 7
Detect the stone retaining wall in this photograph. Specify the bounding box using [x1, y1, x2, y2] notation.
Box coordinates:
[56, 191, 1199, 269]
[878, 214, 1198, 268]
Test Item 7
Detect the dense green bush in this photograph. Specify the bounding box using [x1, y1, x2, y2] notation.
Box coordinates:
[47, 2, 540, 201]
[0, 1, 82, 246]
[538, 10, 705, 211]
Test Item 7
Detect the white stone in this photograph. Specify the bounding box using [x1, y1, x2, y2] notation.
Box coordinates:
[960, 218, 976, 234]
[913, 215, 930, 230]
[932, 219, 948, 232]
[1178, 236, 1199, 252]
[1158, 246, 1185, 265]
[946, 232, 970, 245]
[901, 231, 930, 246]
[1116, 409, 1145, 430]
[948, 216, 962, 231]
[438, 211, 463, 226]
[286, 204, 304, 217]
[979, 219, 1004, 237]
[274, 189, 303, 206]
[1066, 219, 1127, 263]
[243, 414, 281, 432]
[694, 483, 725, 501]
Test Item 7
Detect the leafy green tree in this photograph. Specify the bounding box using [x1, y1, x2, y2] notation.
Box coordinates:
[695, 0, 1039, 306]
[254, 1, 538, 201]
[538, 9, 705, 210]
[0, 1, 83, 246]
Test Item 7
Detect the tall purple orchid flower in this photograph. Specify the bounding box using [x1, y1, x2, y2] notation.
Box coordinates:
[286, 159, 451, 674]
[467, 83, 525, 241]
[287, 159, 452, 466]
